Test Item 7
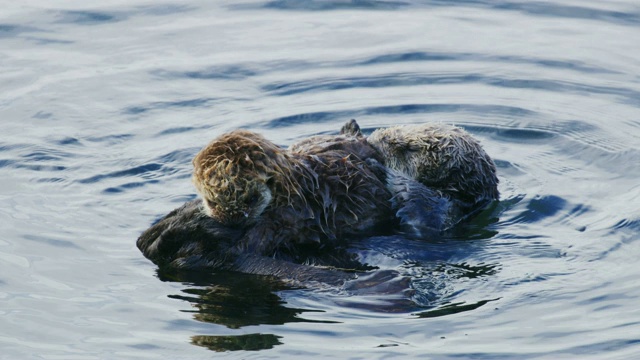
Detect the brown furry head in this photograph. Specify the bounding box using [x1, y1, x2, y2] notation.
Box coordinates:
[192, 130, 301, 227]
[367, 123, 499, 205]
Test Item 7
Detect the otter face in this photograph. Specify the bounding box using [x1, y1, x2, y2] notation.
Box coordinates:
[192, 130, 283, 227]
[198, 176, 272, 227]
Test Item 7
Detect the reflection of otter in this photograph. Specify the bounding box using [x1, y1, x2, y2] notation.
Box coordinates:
[138, 120, 498, 282]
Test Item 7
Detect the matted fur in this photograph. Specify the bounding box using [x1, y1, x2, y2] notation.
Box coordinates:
[367, 123, 499, 205]
[192, 129, 392, 260]
[192, 130, 309, 226]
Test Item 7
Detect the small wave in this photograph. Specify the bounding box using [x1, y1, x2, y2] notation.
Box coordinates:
[103, 179, 160, 194]
[55, 10, 125, 25]
[357, 51, 616, 74]
[0, 24, 42, 38]
[155, 148, 199, 164]
[134, 4, 195, 16]
[262, 73, 640, 106]
[263, 103, 536, 128]
[123, 98, 216, 115]
[230, 1, 640, 26]
[85, 134, 134, 144]
[504, 195, 567, 224]
[77, 163, 163, 184]
[23, 234, 82, 249]
[231, 0, 409, 11]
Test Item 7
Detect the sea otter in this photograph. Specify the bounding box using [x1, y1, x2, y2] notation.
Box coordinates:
[138, 120, 499, 282]
[288, 120, 499, 235]
[367, 122, 499, 206]
[191, 127, 393, 263]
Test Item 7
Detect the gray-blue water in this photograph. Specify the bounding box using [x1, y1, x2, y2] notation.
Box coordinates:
[2, 1, 640, 358]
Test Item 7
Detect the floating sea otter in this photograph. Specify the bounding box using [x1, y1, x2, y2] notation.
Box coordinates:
[137, 120, 498, 284]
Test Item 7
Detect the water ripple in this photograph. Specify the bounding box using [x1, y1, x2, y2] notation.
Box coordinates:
[77, 163, 163, 184]
[357, 51, 618, 75]
[232, 1, 640, 26]
[123, 98, 216, 115]
[262, 73, 640, 106]
[0, 24, 42, 38]
[233, 0, 410, 11]
[263, 103, 536, 128]
[56, 10, 126, 25]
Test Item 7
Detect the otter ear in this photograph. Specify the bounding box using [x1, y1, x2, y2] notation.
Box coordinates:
[340, 119, 363, 137]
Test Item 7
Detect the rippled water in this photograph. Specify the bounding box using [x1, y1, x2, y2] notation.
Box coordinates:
[2, 1, 640, 358]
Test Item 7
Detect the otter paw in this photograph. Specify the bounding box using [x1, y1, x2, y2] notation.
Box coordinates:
[386, 170, 454, 238]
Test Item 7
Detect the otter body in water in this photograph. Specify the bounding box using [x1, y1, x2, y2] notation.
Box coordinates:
[191, 128, 392, 263]
[136, 199, 360, 286]
[138, 120, 499, 283]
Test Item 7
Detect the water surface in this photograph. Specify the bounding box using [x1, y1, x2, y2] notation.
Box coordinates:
[1, 1, 640, 358]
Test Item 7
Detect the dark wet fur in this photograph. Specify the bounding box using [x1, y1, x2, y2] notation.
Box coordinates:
[138, 119, 499, 284]
[137, 199, 361, 286]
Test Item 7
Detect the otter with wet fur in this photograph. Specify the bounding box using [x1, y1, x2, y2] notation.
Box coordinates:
[138, 120, 499, 281]
[289, 120, 499, 234]
[192, 128, 392, 263]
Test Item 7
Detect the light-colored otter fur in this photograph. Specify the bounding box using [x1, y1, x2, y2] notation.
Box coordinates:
[192, 130, 307, 226]
[367, 123, 499, 205]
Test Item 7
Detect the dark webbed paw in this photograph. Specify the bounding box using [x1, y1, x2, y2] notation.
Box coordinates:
[385, 169, 455, 237]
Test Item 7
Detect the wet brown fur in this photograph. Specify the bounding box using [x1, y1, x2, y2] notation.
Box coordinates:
[192, 129, 392, 261]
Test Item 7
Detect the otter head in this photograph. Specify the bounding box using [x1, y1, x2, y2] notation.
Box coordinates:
[192, 130, 290, 227]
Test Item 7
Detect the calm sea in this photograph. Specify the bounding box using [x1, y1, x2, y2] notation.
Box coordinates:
[1, 1, 639, 358]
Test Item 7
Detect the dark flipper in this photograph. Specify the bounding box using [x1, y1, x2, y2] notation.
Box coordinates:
[385, 168, 461, 237]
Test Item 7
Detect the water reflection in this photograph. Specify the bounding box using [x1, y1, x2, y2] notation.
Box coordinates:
[415, 298, 498, 318]
[158, 268, 337, 329]
[160, 260, 503, 335]
[158, 269, 336, 352]
[191, 333, 283, 352]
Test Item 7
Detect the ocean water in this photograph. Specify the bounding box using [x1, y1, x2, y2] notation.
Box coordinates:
[1, 1, 640, 358]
